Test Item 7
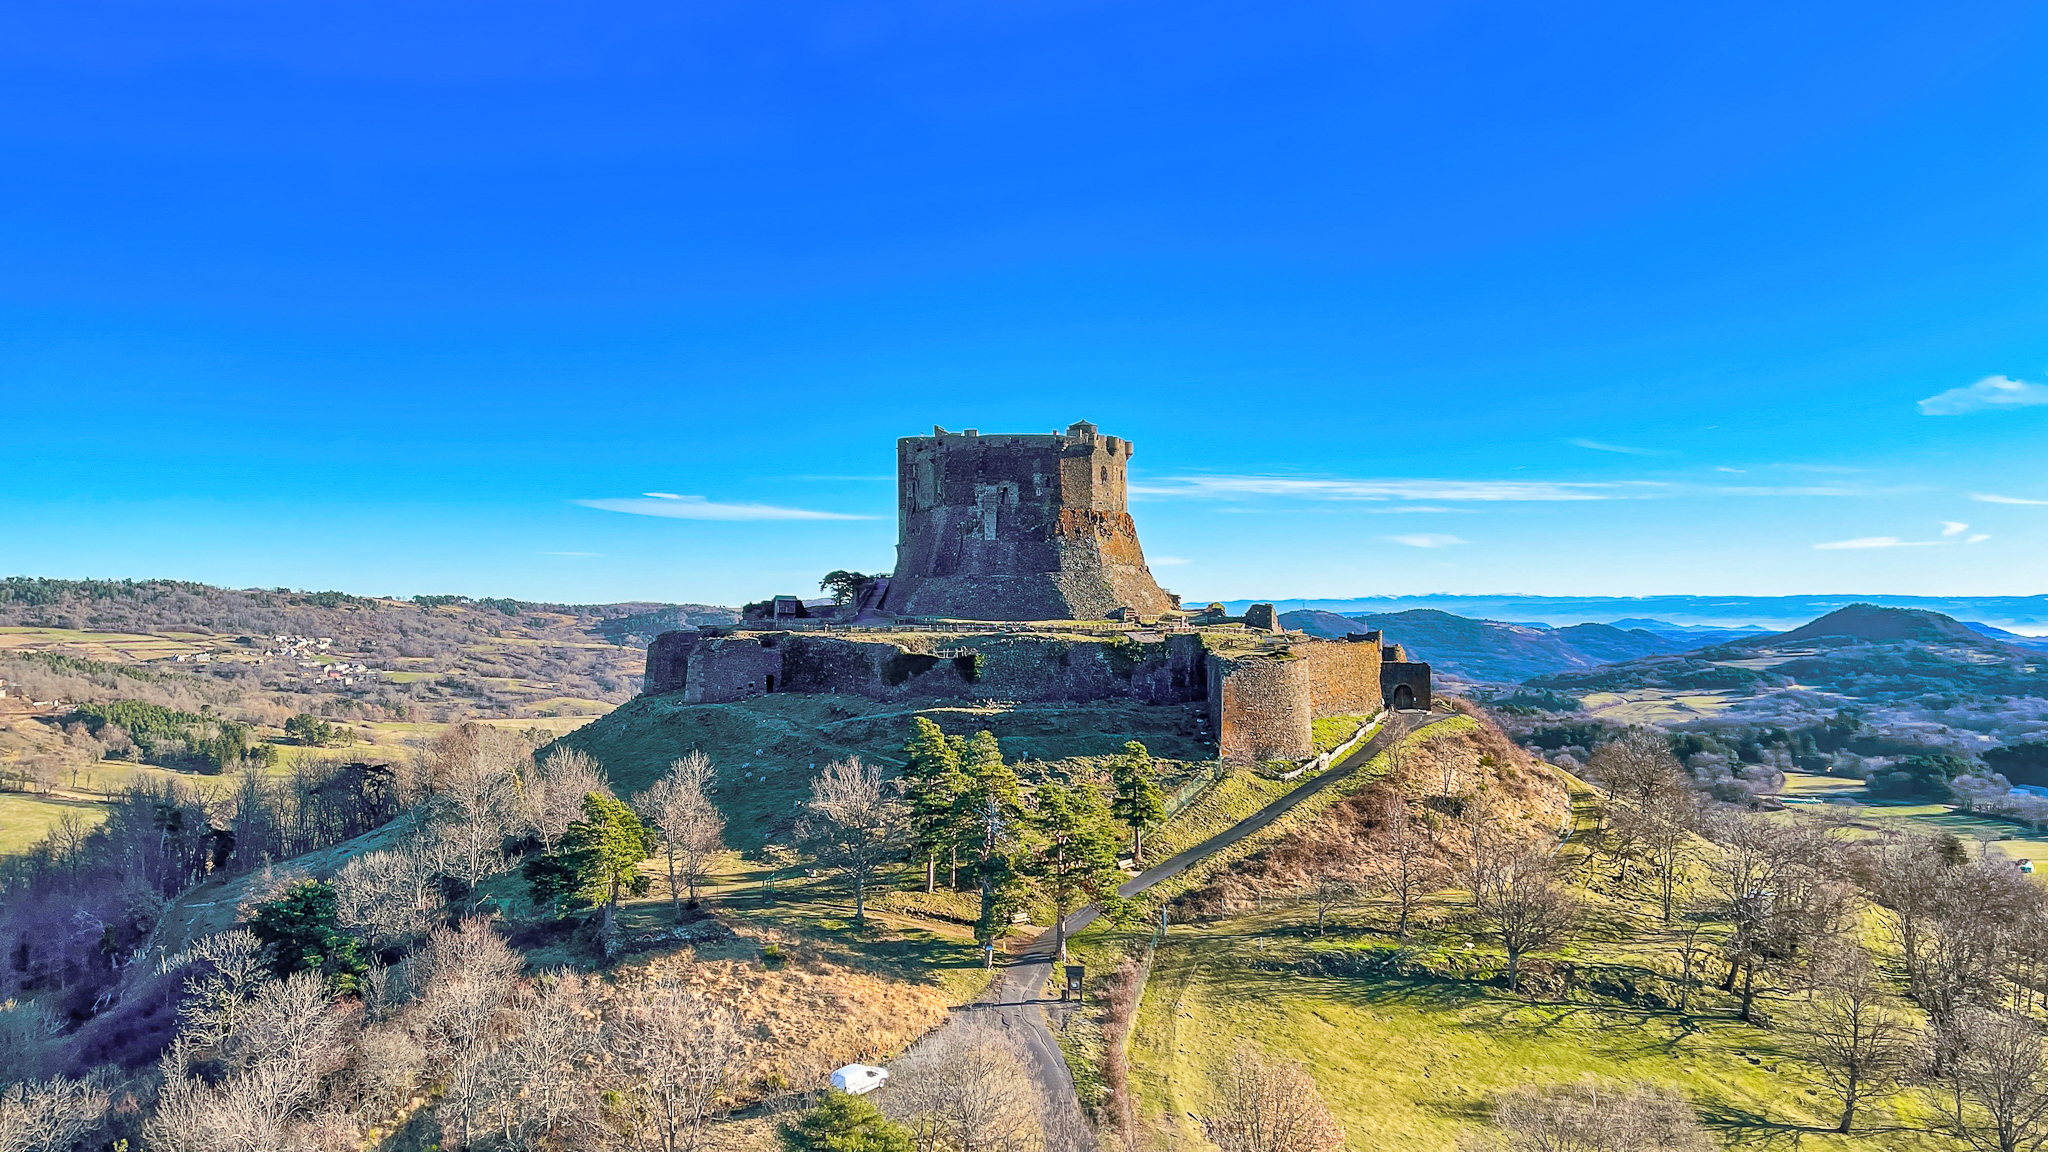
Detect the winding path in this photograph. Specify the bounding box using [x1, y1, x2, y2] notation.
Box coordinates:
[889, 710, 1454, 1151]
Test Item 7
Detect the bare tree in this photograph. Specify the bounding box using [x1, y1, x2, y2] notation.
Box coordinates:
[333, 833, 451, 951]
[1373, 798, 1446, 939]
[409, 920, 523, 1151]
[523, 747, 607, 852]
[1207, 1043, 1344, 1152]
[145, 971, 350, 1152]
[1467, 836, 1578, 993]
[798, 757, 908, 927]
[1705, 812, 1835, 1022]
[1302, 875, 1359, 936]
[158, 928, 268, 1049]
[1485, 1079, 1711, 1152]
[884, 1019, 1044, 1152]
[1587, 729, 1683, 808]
[479, 970, 604, 1151]
[0, 1069, 112, 1152]
[1935, 1007, 2048, 1152]
[613, 975, 740, 1152]
[1634, 783, 1700, 925]
[432, 730, 525, 911]
[1796, 947, 1913, 1133]
[636, 752, 728, 915]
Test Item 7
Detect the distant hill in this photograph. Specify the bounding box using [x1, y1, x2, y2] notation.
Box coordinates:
[1966, 621, 2048, 652]
[1226, 593, 2048, 633]
[1740, 603, 1997, 649]
[1531, 604, 2048, 704]
[1279, 608, 1681, 683]
[1608, 618, 1774, 647]
[0, 575, 738, 718]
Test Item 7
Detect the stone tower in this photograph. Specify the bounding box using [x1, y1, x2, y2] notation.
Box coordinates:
[879, 421, 1177, 621]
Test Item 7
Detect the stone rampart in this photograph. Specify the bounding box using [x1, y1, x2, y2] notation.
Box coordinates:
[1298, 636, 1384, 718]
[641, 626, 1427, 761]
[1207, 654, 1313, 762]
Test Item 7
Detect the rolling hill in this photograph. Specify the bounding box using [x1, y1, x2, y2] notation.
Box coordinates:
[1281, 608, 1681, 682]
[1530, 603, 2048, 707]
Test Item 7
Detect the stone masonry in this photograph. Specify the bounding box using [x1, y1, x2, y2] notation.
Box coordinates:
[879, 422, 1177, 621]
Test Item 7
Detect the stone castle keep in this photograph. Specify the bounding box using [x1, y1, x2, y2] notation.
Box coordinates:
[880, 422, 1177, 621]
[642, 422, 1430, 761]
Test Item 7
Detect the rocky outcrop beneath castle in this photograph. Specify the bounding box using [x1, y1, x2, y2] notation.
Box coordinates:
[642, 624, 1429, 764]
[881, 423, 1176, 621]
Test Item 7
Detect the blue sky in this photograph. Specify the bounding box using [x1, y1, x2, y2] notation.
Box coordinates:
[5, 0, 2048, 607]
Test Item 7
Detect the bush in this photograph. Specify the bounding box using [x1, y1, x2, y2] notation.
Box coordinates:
[781, 1091, 913, 1152]
[247, 880, 367, 993]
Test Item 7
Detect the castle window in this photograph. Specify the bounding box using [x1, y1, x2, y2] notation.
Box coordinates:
[1100, 465, 1108, 481]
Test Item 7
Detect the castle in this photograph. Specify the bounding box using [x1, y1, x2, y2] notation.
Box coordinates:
[641, 422, 1430, 762]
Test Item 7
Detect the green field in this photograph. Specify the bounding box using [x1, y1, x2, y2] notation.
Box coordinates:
[1116, 911, 1945, 1152]
[1777, 772, 2048, 868]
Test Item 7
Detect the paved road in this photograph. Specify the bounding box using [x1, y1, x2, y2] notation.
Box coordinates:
[889, 710, 1453, 1151]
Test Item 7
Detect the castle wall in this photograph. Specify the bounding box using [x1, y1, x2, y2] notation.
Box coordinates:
[685, 636, 784, 704]
[1298, 636, 1384, 718]
[643, 630, 698, 697]
[640, 627, 1425, 760]
[1208, 655, 1313, 762]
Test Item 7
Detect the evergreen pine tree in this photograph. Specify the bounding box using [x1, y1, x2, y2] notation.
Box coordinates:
[1109, 739, 1166, 865]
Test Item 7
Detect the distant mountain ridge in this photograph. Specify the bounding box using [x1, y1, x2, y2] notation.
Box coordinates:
[1529, 603, 2048, 705]
[1227, 593, 2048, 634]
[1281, 607, 1683, 683]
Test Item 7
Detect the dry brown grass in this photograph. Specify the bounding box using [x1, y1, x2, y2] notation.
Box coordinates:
[609, 928, 951, 1103]
[1170, 709, 1571, 919]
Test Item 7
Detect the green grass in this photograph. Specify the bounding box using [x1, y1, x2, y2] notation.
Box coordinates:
[0, 791, 110, 853]
[1107, 886, 1948, 1152]
[1311, 713, 1373, 754]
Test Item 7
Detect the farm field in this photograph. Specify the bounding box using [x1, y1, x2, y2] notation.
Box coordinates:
[1776, 772, 2048, 867]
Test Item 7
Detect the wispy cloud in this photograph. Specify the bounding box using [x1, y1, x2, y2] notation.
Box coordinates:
[1133, 473, 1875, 504]
[1388, 533, 1465, 548]
[1918, 375, 2048, 416]
[1814, 527, 1990, 550]
[1972, 492, 2048, 505]
[1150, 555, 1192, 566]
[577, 493, 876, 521]
[1131, 476, 1643, 502]
[539, 551, 603, 556]
[1715, 466, 1747, 474]
[1569, 438, 1660, 456]
[1814, 536, 1937, 550]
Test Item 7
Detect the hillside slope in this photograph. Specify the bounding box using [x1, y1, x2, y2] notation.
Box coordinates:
[548, 693, 1216, 853]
